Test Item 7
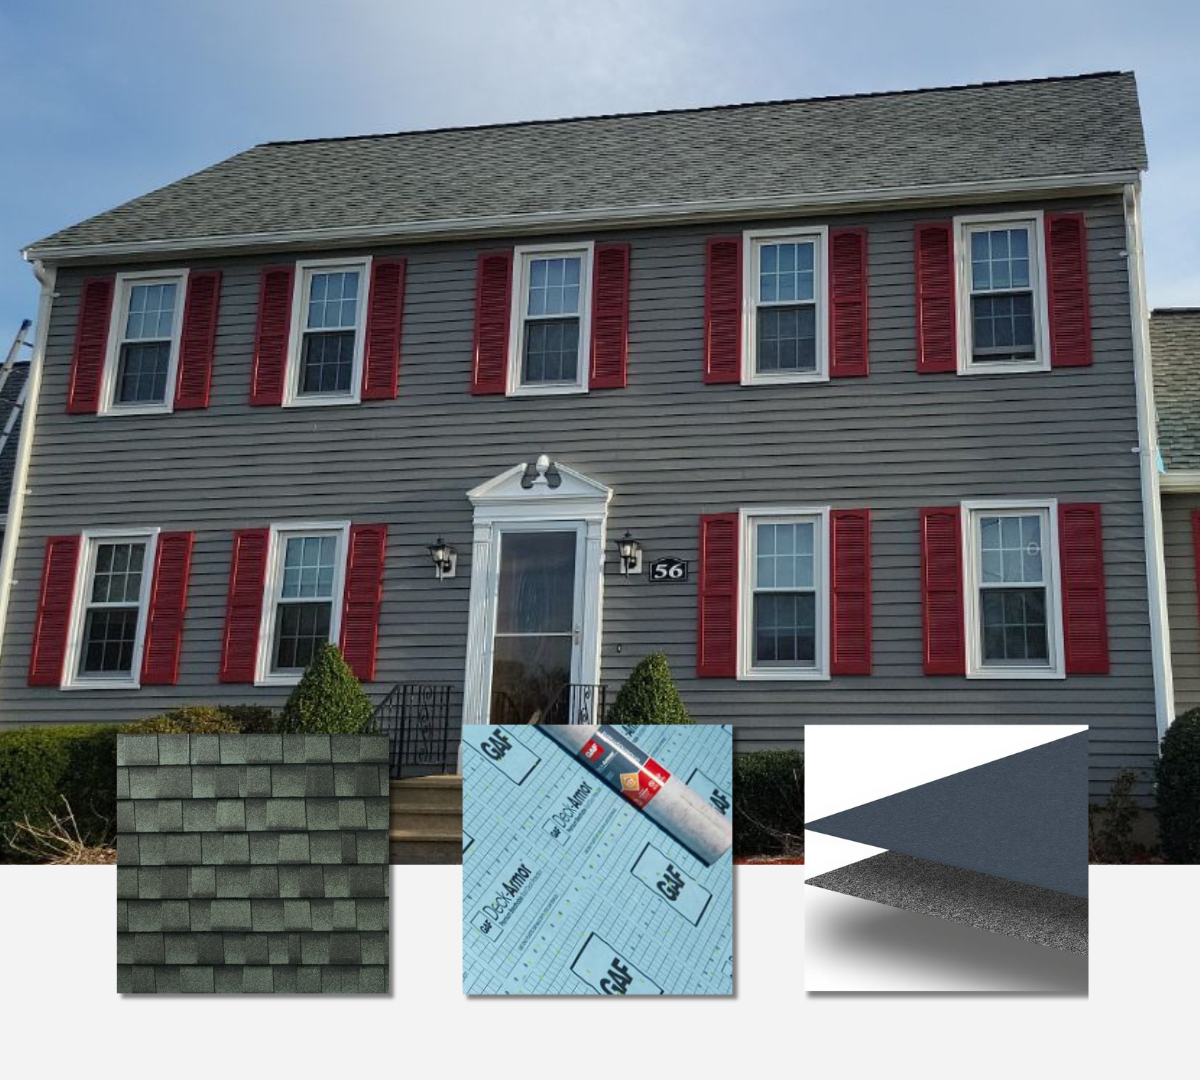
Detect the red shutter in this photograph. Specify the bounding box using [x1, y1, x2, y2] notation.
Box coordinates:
[140, 532, 194, 685]
[472, 252, 512, 394]
[362, 257, 406, 400]
[697, 513, 739, 676]
[28, 535, 81, 687]
[1058, 503, 1109, 674]
[1045, 212, 1093, 368]
[830, 509, 872, 674]
[219, 528, 269, 683]
[915, 222, 957, 373]
[590, 242, 630, 389]
[249, 266, 294, 406]
[174, 271, 221, 410]
[340, 524, 387, 682]
[829, 228, 869, 378]
[920, 507, 965, 675]
[703, 237, 742, 384]
[67, 277, 115, 414]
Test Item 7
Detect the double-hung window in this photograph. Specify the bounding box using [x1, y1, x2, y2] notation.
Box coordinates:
[258, 523, 349, 684]
[956, 214, 1049, 373]
[743, 229, 828, 384]
[963, 501, 1063, 678]
[739, 509, 829, 678]
[102, 272, 186, 413]
[286, 259, 370, 405]
[66, 530, 158, 688]
[509, 243, 593, 395]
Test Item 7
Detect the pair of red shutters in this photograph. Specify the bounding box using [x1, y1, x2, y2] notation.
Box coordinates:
[28, 526, 387, 687]
[696, 504, 1109, 677]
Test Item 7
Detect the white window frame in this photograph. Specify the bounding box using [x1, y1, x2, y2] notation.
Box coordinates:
[954, 211, 1051, 376]
[507, 242, 594, 397]
[962, 498, 1065, 680]
[742, 226, 829, 386]
[284, 257, 372, 408]
[62, 527, 160, 690]
[100, 270, 188, 416]
[254, 520, 350, 687]
[737, 506, 830, 680]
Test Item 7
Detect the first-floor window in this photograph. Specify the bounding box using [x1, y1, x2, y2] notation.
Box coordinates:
[965, 502, 1061, 677]
[70, 532, 156, 685]
[262, 524, 348, 680]
[740, 510, 827, 677]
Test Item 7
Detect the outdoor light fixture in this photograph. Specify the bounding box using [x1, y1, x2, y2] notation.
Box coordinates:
[429, 538, 457, 580]
[616, 530, 642, 576]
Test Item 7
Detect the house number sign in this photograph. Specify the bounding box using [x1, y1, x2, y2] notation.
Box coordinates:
[649, 557, 688, 583]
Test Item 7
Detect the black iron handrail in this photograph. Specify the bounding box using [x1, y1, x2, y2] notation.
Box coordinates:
[372, 683, 458, 778]
[536, 683, 608, 725]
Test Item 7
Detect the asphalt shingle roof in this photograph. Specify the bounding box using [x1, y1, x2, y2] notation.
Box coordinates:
[1152, 309, 1200, 472]
[28, 72, 1146, 256]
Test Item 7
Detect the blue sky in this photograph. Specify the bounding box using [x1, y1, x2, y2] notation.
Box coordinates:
[1, 0, 1197, 345]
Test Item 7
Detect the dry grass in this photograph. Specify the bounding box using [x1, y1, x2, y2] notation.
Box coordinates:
[6, 797, 117, 865]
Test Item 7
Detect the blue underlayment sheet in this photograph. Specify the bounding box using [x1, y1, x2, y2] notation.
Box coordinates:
[462, 724, 734, 995]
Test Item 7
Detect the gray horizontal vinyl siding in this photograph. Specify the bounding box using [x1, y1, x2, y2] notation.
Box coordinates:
[0, 193, 1158, 800]
[1163, 492, 1200, 718]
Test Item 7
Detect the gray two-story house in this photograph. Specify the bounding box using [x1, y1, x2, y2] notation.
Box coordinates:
[0, 72, 1169, 800]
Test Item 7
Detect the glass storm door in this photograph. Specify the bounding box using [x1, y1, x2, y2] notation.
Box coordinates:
[489, 527, 583, 723]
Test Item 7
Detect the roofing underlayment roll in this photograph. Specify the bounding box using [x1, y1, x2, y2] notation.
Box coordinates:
[537, 725, 733, 865]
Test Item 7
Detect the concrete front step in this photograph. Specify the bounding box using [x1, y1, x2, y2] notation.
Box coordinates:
[390, 775, 463, 811]
[389, 838, 462, 865]
[388, 805, 463, 839]
[389, 774, 463, 864]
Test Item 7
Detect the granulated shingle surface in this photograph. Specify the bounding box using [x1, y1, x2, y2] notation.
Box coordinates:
[806, 850, 1088, 954]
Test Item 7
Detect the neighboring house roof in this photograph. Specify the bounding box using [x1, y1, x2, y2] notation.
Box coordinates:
[1152, 309, 1200, 472]
[26, 71, 1146, 259]
[0, 361, 31, 518]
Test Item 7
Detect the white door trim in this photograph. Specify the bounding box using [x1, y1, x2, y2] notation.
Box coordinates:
[463, 457, 612, 723]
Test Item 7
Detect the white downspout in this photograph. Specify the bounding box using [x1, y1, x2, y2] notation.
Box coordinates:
[0, 259, 57, 661]
[1123, 182, 1174, 741]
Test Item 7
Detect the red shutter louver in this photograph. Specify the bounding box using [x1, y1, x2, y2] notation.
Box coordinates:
[174, 271, 222, 410]
[1045, 212, 1093, 368]
[249, 266, 294, 406]
[219, 528, 269, 683]
[915, 222, 957, 373]
[472, 251, 512, 394]
[28, 535, 81, 687]
[697, 513, 739, 677]
[67, 277, 115, 414]
[830, 509, 872, 674]
[1058, 503, 1109, 674]
[590, 242, 630, 389]
[140, 531, 195, 685]
[704, 237, 742, 384]
[829, 228, 869, 378]
[362, 257, 406, 400]
[340, 524, 387, 682]
[920, 507, 965, 675]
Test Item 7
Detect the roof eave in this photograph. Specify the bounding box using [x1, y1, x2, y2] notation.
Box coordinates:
[24, 169, 1142, 265]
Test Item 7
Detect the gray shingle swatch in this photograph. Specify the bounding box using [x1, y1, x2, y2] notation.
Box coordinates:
[28, 73, 1144, 255]
[116, 734, 389, 994]
[1151, 309, 1200, 472]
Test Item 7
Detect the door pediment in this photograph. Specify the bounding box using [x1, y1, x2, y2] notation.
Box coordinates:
[467, 455, 612, 520]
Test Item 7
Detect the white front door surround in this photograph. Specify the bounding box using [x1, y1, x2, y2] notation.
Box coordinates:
[463, 456, 612, 724]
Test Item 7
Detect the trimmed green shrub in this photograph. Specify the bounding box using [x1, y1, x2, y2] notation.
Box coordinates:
[120, 705, 239, 734]
[1089, 769, 1140, 864]
[278, 644, 374, 734]
[1157, 707, 1200, 863]
[606, 653, 693, 725]
[0, 725, 120, 863]
[219, 704, 279, 734]
[733, 749, 804, 858]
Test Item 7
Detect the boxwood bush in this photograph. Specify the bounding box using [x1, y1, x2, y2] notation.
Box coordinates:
[279, 645, 375, 734]
[1157, 707, 1200, 863]
[733, 749, 805, 858]
[605, 653, 693, 725]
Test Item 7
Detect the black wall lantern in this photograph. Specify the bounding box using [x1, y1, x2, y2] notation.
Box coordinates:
[616, 530, 642, 576]
[429, 538, 457, 580]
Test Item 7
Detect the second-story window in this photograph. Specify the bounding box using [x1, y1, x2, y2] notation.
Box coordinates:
[509, 243, 593, 395]
[102, 272, 186, 414]
[743, 229, 828, 385]
[286, 258, 370, 405]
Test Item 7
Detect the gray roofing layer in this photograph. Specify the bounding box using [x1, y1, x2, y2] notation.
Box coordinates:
[1151, 309, 1200, 472]
[30, 72, 1146, 254]
[0, 362, 30, 513]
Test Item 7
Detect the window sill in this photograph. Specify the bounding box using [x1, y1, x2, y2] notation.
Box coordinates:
[98, 403, 174, 418]
[281, 394, 362, 409]
[959, 360, 1049, 377]
[255, 673, 304, 688]
[60, 678, 142, 691]
[965, 666, 1066, 681]
[738, 668, 830, 681]
[507, 383, 589, 398]
[741, 371, 829, 387]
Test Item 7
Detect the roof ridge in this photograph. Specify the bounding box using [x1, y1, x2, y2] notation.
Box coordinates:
[260, 70, 1130, 149]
